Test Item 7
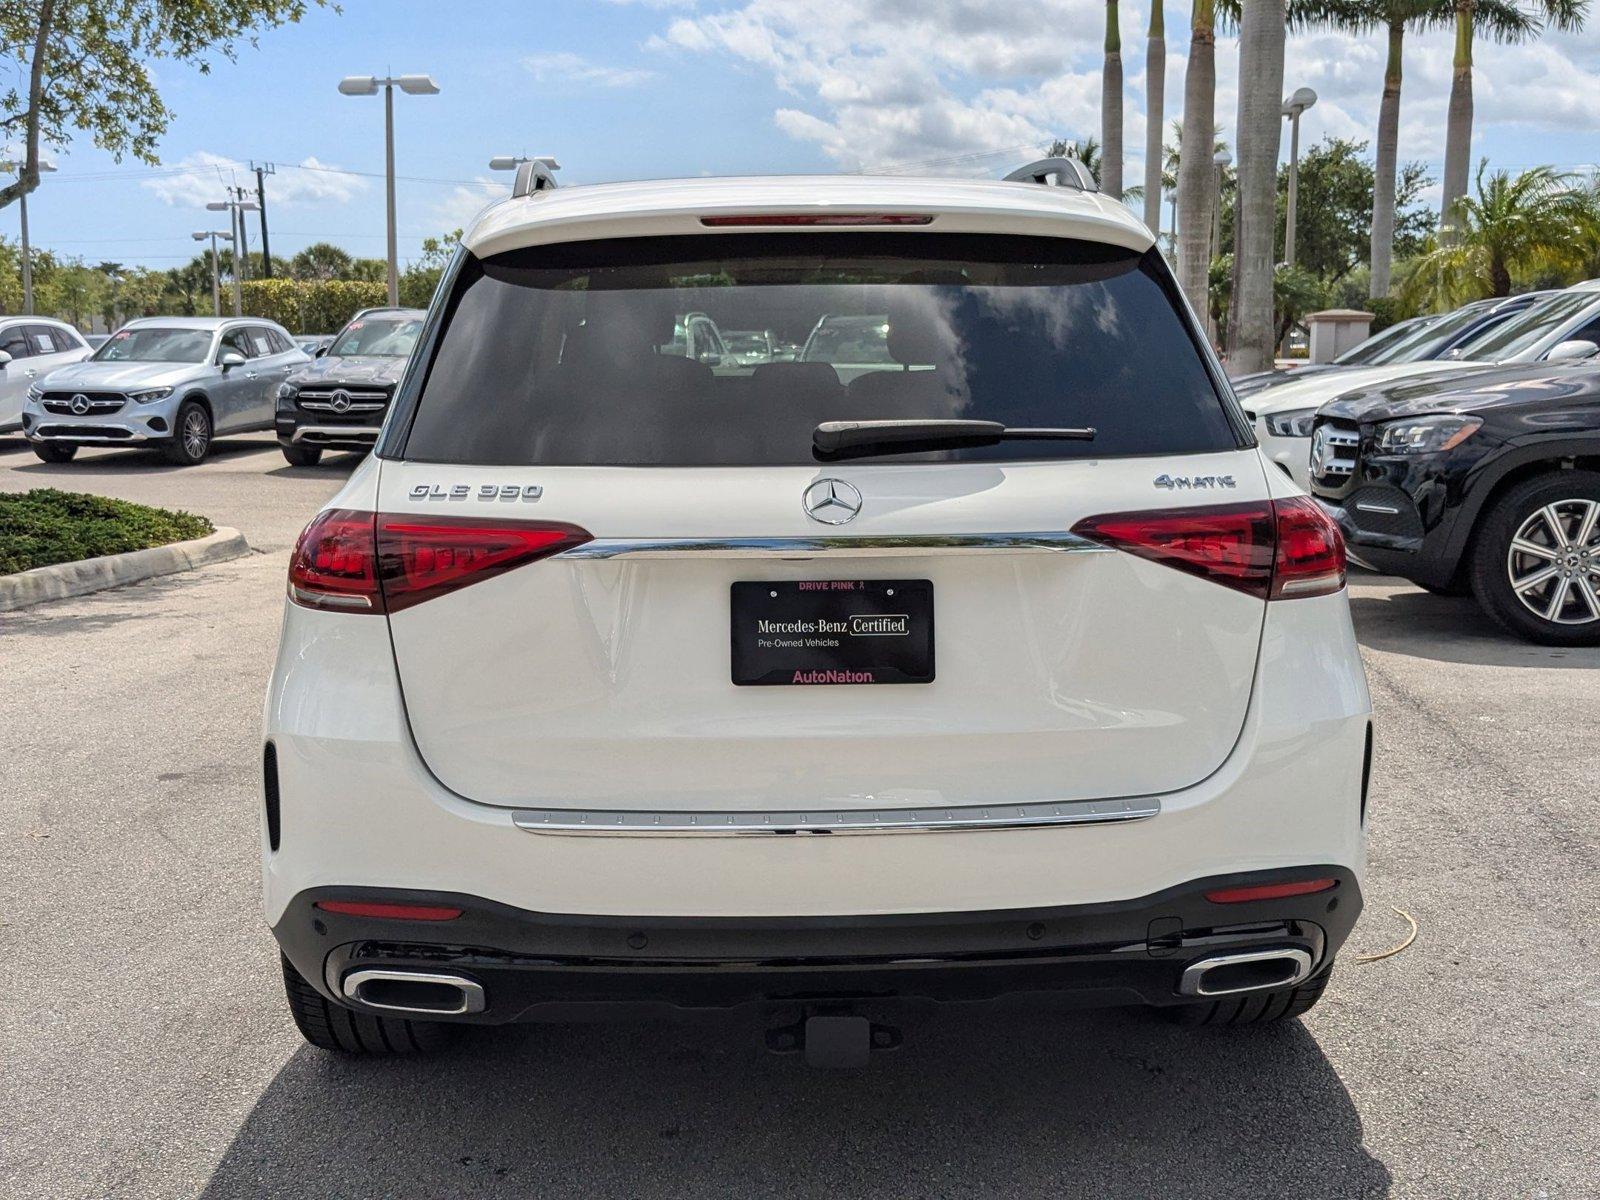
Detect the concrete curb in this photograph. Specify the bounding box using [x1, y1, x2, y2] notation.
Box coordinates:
[0, 527, 250, 613]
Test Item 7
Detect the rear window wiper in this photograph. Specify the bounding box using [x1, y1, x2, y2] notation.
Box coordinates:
[814, 419, 1096, 460]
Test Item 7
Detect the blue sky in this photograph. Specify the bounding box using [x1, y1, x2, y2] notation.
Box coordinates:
[10, 0, 1600, 271]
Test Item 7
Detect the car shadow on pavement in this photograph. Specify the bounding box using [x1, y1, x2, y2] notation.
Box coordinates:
[1349, 587, 1600, 670]
[3, 439, 281, 474]
[263, 452, 367, 478]
[198, 1002, 1390, 1199]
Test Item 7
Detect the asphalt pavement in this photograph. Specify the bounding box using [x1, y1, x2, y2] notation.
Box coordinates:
[2, 434, 1597, 1199]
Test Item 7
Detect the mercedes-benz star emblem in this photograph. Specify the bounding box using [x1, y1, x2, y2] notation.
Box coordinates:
[1309, 425, 1330, 478]
[328, 388, 352, 414]
[69, 393, 91, 415]
[802, 478, 862, 525]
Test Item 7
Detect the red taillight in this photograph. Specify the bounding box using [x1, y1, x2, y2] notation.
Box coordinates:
[288, 510, 592, 614]
[1270, 496, 1346, 599]
[375, 515, 591, 612]
[1070, 497, 1346, 601]
[1204, 878, 1337, 904]
[288, 508, 382, 612]
[699, 213, 935, 227]
[314, 900, 463, 921]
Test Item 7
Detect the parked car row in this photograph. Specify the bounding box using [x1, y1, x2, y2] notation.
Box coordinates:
[7, 307, 424, 467]
[1236, 281, 1600, 644]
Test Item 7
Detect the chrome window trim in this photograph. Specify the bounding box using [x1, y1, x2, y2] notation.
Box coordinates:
[554, 531, 1115, 562]
[512, 795, 1159, 836]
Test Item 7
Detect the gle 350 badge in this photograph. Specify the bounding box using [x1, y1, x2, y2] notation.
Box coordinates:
[409, 483, 544, 502]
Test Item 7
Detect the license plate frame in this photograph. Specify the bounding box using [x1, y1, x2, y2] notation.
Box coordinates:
[730, 579, 934, 686]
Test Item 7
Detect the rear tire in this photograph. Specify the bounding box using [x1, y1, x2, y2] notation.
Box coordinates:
[32, 443, 77, 463]
[280, 954, 450, 1055]
[162, 400, 211, 465]
[281, 442, 323, 467]
[1468, 470, 1600, 646]
[1165, 964, 1333, 1027]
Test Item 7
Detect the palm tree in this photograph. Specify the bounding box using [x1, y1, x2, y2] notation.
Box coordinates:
[1176, 0, 1218, 317]
[1441, 0, 1586, 237]
[1229, 0, 1288, 373]
[1142, 2, 1166, 233]
[1102, 1, 1124, 199]
[1407, 163, 1598, 306]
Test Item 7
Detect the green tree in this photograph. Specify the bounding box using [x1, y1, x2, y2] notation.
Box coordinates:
[1405, 162, 1599, 306]
[0, 0, 330, 210]
[1229, 0, 1288, 372]
[398, 229, 462, 308]
[1175, 0, 1219, 316]
[1440, 0, 1586, 236]
[290, 241, 354, 281]
[1276, 136, 1432, 286]
[1141, 1, 1166, 233]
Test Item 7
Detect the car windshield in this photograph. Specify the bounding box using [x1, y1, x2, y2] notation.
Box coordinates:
[93, 328, 213, 364]
[1360, 304, 1495, 366]
[1331, 317, 1434, 366]
[1456, 291, 1599, 361]
[330, 316, 423, 358]
[400, 232, 1239, 466]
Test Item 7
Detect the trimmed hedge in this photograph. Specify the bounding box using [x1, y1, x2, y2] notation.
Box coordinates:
[0, 489, 214, 575]
[241, 279, 389, 334]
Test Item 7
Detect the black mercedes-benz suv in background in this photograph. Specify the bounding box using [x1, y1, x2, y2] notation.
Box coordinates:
[1311, 361, 1600, 644]
[275, 307, 425, 465]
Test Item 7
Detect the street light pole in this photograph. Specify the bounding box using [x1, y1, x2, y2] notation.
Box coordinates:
[340, 73, 440, 307]
[250, 161, 276, 277]
[1211, 149, 1232, 262]
[1281, 87, 1317, 270]
[2, 158, 56, 314]
[193, 231, 230, 316]
[206, 197, 257, 316]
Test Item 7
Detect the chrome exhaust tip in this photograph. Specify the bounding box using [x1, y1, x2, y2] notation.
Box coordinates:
[341, 968, 486, 1016]
[1177, 948, 1314, 998]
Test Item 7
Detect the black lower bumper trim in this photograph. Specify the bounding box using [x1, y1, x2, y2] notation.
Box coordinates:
[273, 867, 1362, 1023]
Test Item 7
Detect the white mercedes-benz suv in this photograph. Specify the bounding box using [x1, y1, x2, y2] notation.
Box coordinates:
[264, 162, 1370, 1065]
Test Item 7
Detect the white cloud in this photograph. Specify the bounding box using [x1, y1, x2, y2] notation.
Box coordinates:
[142, 152, 368, 208]
[432, 176, 511, 230]
[524, 51, 656, 88]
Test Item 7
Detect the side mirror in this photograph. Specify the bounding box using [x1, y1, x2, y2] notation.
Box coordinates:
[218, 350, 247, 369]
[0, 350, 11, 367]
[1545, 339, 1599, 363]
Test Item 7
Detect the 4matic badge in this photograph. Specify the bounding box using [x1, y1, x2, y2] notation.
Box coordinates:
[1154, 473, 1236, 490]
[409, 482, 544, 502]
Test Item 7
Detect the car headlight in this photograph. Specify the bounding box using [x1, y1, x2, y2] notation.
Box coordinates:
[128, 386, 174, 404]
[1264, 408, 1317, 438]
[26, 382, 44, 401]
[277, 382, 298, 401]
[1374, 415, 1482, 455]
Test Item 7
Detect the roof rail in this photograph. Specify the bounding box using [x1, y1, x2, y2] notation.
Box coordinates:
[512, 157, 562, 198]
[1003, 157, 1098, 193]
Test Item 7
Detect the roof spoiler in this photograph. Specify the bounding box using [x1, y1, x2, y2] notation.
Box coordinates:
[1003, 157, 1098, 193]
[512, 157, 562, 198]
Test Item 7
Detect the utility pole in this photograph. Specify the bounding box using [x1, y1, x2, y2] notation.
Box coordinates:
[250, 161, 276, 277]
[231, 185, 253, 281]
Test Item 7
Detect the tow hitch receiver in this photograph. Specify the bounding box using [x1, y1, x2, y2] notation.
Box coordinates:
[765, 1009, 903, 1068]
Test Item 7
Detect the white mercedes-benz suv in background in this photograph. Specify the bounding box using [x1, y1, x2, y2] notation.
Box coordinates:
[264, 162, 1370, 1065]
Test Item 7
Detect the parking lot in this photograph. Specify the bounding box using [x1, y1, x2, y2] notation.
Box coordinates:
[2, 434, 1598, 1199]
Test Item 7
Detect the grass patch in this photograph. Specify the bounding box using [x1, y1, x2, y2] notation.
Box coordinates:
[0, 488, 215, 575]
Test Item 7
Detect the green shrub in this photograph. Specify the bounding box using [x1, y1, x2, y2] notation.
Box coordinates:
[240, 278, 389, 333]
[0, 489, 214, 575]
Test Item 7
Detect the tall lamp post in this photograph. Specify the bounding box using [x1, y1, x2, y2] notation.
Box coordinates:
[1211, 148, 1233, 261]
[192, 230, 232, 316]
[1281, 86, 1317, 269]
[1, 157, 57, 314]
[339, 73, 440, 306]
[205, 197, 257, 316]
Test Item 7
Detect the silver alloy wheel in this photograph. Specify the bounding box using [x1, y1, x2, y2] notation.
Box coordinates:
[1505, 498, 1600, 625]
[182, 407, 209, 460]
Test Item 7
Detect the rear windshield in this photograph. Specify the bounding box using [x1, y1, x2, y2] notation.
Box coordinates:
[400, 233, 1237, 466]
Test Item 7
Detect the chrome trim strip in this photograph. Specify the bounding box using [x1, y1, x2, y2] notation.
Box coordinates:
[1354, 502, 1400, 515]
[1177, 948, 1313, 997]
[513, 795, 1159, 836]
[291, 425, 381, 443]
[555, 532, 1115, 561]
[342, 969, 486, 1015]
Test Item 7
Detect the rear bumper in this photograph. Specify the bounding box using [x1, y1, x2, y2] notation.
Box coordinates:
[274, 867, 1360, 1022]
